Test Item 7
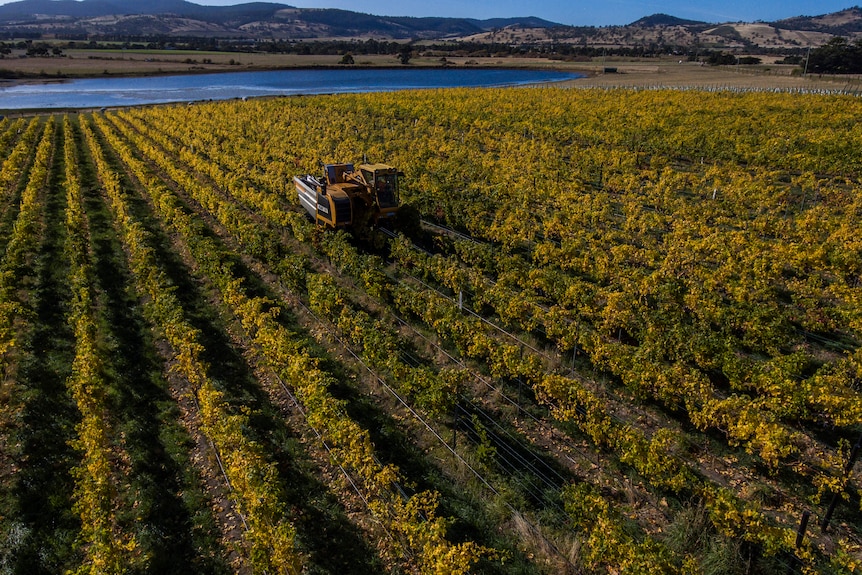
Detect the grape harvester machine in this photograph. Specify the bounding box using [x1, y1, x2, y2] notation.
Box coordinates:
[294, 162, 401, 229]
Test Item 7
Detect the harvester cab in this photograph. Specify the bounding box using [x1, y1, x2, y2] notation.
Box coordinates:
[348, 163, 401, 219]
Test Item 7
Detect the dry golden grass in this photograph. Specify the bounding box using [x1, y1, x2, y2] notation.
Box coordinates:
[0, 50, 407, 78]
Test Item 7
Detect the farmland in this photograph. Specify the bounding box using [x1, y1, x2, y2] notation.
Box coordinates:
[0, 86, 860, 574]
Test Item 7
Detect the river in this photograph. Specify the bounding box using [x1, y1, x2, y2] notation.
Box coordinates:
[0, 67, 582, 110]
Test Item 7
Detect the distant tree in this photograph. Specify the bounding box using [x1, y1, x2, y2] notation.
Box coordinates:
[398, 47, 412, 65]
[737, 56, 761, 65]
[807, 37, 862, 74]
[26, 44, 49, 57]
[705, 51, 737, 65]
[339, 52, 354, 65]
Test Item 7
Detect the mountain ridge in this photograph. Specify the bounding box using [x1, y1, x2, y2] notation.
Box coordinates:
[0, 0, 857, 49]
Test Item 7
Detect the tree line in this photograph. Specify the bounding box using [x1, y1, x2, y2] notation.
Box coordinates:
[0, 36, 802, 62]
[806, 37, 862, 74]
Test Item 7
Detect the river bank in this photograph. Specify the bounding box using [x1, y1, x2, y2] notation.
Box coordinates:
[2, 50, 859, 94]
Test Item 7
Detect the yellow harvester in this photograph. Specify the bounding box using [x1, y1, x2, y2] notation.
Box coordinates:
[294, 162, 401, 229]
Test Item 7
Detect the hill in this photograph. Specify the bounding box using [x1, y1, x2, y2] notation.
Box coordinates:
[0, 0, 555, 39]
[630, 13, 709, 28]
[0, 0, 858, 49]
[776, 6, 862, 35]
[455, 8, 862, 51]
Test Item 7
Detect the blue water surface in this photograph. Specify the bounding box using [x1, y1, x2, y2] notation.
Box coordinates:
[0, 68, 582, 109]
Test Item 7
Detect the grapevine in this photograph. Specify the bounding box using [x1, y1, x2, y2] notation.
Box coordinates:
[94, 111, 495, 573]
[81, 114, 303, 575]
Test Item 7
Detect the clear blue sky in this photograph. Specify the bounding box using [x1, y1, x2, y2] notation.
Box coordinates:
[191, 0, 854, 26]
